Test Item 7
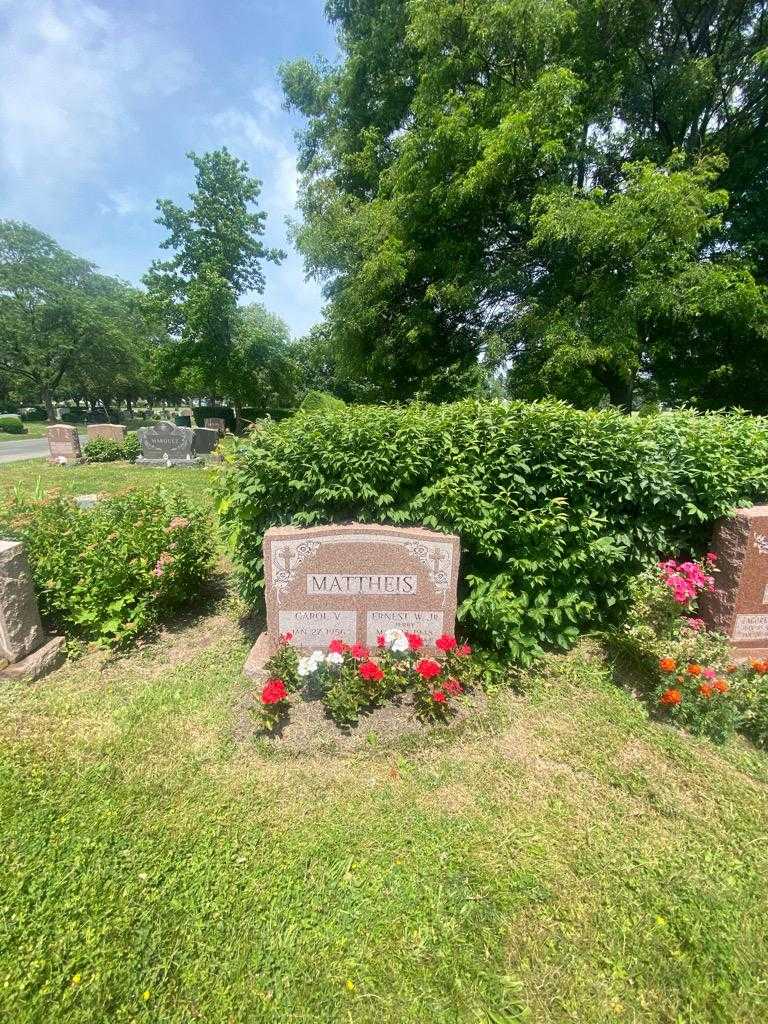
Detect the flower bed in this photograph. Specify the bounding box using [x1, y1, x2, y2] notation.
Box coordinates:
[618, 552, 768, 746]
[254, 630, 474, 731]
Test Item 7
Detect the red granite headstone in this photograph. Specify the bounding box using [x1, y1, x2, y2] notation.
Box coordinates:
[700, 505, 768, 658]
[46, 424, 81, 463]
[263, 523, 460, 650]
[86, 423, 126, 442]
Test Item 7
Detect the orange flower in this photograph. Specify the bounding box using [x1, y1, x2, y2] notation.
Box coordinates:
[660, 688, 683, 707]
[698, 683, 714, 699]
[726, 664, 737, 674]
[714, 679, 730, 694]
[659, 657, 677, 673]
[686, 663, 702, 676]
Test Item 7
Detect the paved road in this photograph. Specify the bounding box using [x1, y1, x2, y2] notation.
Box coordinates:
[0, 435, 87, 465]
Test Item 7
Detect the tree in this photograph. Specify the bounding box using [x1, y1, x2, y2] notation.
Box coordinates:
[0, 221, 143, 421]
[144, 148, 284, 395]
[219, 303, 296, 428]
[282, 0, 768, 408]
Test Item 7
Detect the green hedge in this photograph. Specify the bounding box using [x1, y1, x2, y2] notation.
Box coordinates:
[0, 414, 25, 434]
[218, 400, 768, 662]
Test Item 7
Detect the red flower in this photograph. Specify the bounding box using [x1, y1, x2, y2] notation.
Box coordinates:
[406, 632, 423, 651]
[432, 690, 446, 703]
[328, 638, 345, 654]
[706, 552, 718, 564]
[415, 658, 441, 679]
[659, 657, 676, 673]
[660, 688, 682, 707]
[279, 631, 293, 644]
[456, 644, 472, 657]
[444, 678, 463, 696]
[435, 634, 457, 652]
[376, 634, 386, 647]
[686, 663, 702, 676]
[359, 660, 384, 682]
[714, 679, 730, 694]
[698, 683, 714, 699]
[261, 679, 287, 705]
[350, 642, 370, 660]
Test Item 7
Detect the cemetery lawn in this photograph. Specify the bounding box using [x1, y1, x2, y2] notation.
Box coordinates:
[0, 458, 216, 505]
[1, 605, 767, 1024]
[0, 422, 50, 441]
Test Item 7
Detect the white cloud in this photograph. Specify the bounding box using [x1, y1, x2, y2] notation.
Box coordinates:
[0, 0, 193, 186]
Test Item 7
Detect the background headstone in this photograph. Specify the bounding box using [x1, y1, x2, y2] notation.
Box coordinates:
[701, 505, 768, 655]
[192, 427, 219, 455]
[46, 425, 81, 463]
[204, 417, 226, 436]
[0, 539, 44, 664]
[137, 421, 195, 466]
[87, 423, 127, 442]
[263, 523, 460, 650]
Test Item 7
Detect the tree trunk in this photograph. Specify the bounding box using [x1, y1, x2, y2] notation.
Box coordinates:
[126, 396, 133, 416]
[42, 387, 56, 424]
[234, 400, 243, 435]
[606, 374, 634, 412]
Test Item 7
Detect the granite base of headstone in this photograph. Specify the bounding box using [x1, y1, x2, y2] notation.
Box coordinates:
[46, 424, 81, 464]
[87, 423, 127, 443]
[192, 427, 219, 455]
[701, 504, 768, 660]
[136, 421, 203, 468]
[0, 539, 65, 681]
[255, 522, 461, 656]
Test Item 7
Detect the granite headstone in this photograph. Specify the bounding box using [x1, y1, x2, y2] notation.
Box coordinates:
[87, 423, 126, 443]
[136, 421, 196, 467]
[701, 505, 768, 657]
[46, 425, 81, 463]
[263, 523, 460, 650]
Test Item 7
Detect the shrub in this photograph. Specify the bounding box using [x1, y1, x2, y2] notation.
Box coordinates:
[219, 400, 768, 662]
[730, 661, 768, 750]
[0, 489, 215, 647]
[0, 414, 25, 435]
[298, 390, 346, 413]
[83, 433, 140, 463]
[617, 554, 740, 743]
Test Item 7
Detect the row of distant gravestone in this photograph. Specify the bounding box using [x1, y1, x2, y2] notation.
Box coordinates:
[46, 418, 227, 466]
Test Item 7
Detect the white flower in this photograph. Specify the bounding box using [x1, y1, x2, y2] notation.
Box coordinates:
[325, 651, 344, 666]
[297, 655, 319, 677]
[385, 628, 409, 653]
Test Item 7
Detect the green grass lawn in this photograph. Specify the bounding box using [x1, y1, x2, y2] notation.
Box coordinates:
[0, 458, 217, 505]
[1, 602, 766, 1023]
[1, 461, 767, 1021]
[0, 421, 50, 442]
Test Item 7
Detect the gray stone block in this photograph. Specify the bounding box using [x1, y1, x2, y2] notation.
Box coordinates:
[0, 540, 44, 663]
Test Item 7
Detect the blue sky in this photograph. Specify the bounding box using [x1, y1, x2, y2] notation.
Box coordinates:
[0, 0, 337, 337]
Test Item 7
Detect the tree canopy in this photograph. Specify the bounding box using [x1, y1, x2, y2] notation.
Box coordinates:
[282, 0, 768, 409]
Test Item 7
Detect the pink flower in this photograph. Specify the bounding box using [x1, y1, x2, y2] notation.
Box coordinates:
[432, 691, 446, 703]
[152, 551, 173, 577]
[376, 634, 386, 647]
[702, 667, 717, 680]
[456, 644, 472, 657]
[328, 639, 345, 654]
[166, 516, 190, 532]
[685, 617, 705, 632]
[706, 552, 717, 564]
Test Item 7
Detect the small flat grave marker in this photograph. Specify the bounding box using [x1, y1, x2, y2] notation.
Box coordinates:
[46, 425, 81, 463]
[263, 523, 460, 650]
